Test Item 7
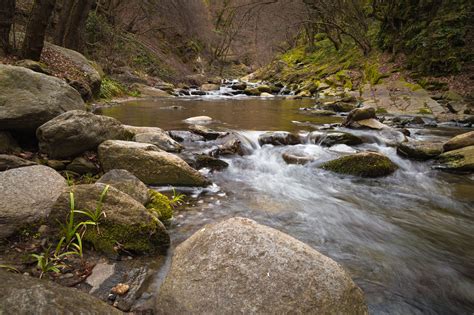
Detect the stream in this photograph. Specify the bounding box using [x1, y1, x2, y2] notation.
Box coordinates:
[98, 96, 474, 314]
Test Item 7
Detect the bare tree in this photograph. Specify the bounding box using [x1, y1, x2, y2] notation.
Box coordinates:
[22, 0, 57, 60]
[0, 0, 16, 56]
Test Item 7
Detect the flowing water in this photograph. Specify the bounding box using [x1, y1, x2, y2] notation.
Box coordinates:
[98, 96, 474, 314]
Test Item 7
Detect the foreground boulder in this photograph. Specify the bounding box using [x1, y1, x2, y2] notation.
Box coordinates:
[98, 140, 209, 186]
[0, 154, 36, 171]
[258, 131, 300, 146]
[0, 165, 67, 239]
[50, 184, 169, 254]
[321, 152, 398, 177]
[156, 217, 368, 314]
[434, 145, 474, 173]
[443, 131, 474, 152]
[97, 169, 149, 205]
[0, 65, 85, 132]
[0, 270, 122, 314]
[397, 141, 443, 160]
[37, 110, 130, 159]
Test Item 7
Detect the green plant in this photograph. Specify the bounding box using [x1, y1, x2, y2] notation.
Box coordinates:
[74, 185, 109, 231]
[146, 190, 174, 221]
[59, 192, 96, 247]
[65, 172, 74, 187]
[0, 264, 19, 273]
[170, 187, 186, 208]
[100, 77, 126, 99]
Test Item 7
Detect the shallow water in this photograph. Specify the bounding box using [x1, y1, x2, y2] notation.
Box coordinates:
[100, 97, 474, 314]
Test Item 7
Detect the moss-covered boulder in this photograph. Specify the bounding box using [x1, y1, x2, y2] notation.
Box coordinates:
[97, 169, 149, 205]
[49, 184, 170, 254]
[146, 189, 173, 221]
[434, 145, 474, 173]
[244, 87, 261, 96]
[98, 140, 210, 186]
[443, 131, 474, 152]
[397, 141, 443, 160]
[321, 152, 398, 177]
[257, 84, 272, 93]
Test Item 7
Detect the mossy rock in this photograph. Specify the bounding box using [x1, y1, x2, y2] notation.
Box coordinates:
[49, 184, 170, 254]
[257, 85, 272, 93]
[320, 152, 398, 177]
[322, 102, 356, 113]
[244, 87, 261, 96]
[434, 145, 474, 173]
[146, 189, 173, 221]
[397, 141, 443, 160]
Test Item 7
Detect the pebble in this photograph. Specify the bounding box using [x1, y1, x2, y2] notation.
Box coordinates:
[111, 283, 130, 296]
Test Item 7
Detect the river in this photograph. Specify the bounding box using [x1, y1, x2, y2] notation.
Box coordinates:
[98, 96, 474, 314]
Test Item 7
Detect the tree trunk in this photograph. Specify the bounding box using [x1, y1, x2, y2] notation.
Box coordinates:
[54, 0, 76, 45]
[0, 0, 15, 56]
[63, 0, 94, 52]
[22, 0, 57, 61]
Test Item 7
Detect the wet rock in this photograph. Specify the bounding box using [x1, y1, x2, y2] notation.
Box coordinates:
[354, 118, 388, 130]
[258, 131, 301, 146]
[169, 130, 205, 142]
[98, 140, 210, 186]
[322, 102, 356, 113]
[0, 131, 20, 153]
[0, 165, 67, 238]
[0, 154, 36, 171]
[190, 90, 207, 96]
[244, 87, 261, 96]
[343, 107, 376, 126]
[37, 110, 130, 159]
[282, 152, 314, 165]
[50, 183, 170, 254]
[189, 125, 227, 140]
[134, 132, 183, 153]
[329, 144, 358, 154]
[184, 116, 213, 124]
[211, 134, 244, 156]
[309, 132, 362, 146]
[0, 65, 85, 132]
[321, 152, 398, 178]
[257, 85, 272, 93]
[443, 131, 474, 152]
[0, 270, 122, 314]
[97, 169, 149, 205]
[397, 141, 443, 160]
[434, 145, 474, 173]
[201, 83, 220, 92]
[231, 82, 247, 90]
[194, 154, 229, 171]
[156, 217, 368, 314]
[66, 156, 98, 174]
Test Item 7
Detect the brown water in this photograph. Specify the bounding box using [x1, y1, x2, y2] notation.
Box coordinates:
[100, 97, 474, 315]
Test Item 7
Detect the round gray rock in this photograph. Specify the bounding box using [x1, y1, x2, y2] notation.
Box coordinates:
[97, 169, 149, 205]
[134, 132, 183, 153]
[0, 65, 85, 132]
[0, 270, 122, 314]
[37, 110, 131, 159]
[0, 165, 67, 239]
[156, 217, 368, 314]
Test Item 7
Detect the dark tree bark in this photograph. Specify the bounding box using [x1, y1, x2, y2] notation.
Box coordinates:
[63, 0, 95, 52]
[54, 0, 76, 45]
[0, 0, 16, 55]
[22, 0, 57, 60]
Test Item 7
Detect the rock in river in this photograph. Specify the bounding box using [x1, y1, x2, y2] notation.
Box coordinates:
[37, 110, 130, 159]
[0, 270, 122, 314]
[258, 131, 301, 146]
[434, 145, 474, 173]
[134, 132, 183, 153]
[321, 152, 398, 177]
[0, 165, 67, 239]
[443, 131, 474, 152]
[50, 183, 169, 254]
[156, 217, 368, 314]
[98, 140, 210, 186]
[0, 64, 85, 132]
[397, 141, 443, 160]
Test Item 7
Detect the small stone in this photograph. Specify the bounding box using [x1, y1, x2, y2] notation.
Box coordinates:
[111, 283, 130, 296]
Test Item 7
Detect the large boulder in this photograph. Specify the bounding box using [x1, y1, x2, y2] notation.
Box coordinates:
[397, 141, 443, 160]
[156, 217, 368, 314]
[97, 169, 149, 205]
[0, 271, 122, 314]
[258, 131, 301, 146]
[0, 154, 36, 171]
[50, 184, 169, 254]
[443, 131, 474, 152]
[0, 65, 85, 132]
[37, 110, 130, 159]
[321, 152, 398, 177]
[98, 140, 210, 186]
[134, 132, 183, 153]
[434, 145, 474, 173]
[0, 165, 67, 239]
[45, 43, 102, 97]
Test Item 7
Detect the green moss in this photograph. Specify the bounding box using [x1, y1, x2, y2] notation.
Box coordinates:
[418, 107, 433, 115]
[403, 81, 423, 91]
[376, 107, 388, 114]
[83, 220, 169, 254]
[321, 153, 398, 177]
[100, 77, 126, 99]
[146, 190, 173, 221]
